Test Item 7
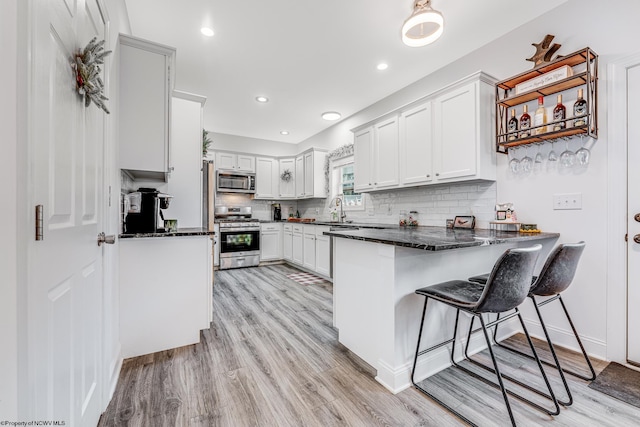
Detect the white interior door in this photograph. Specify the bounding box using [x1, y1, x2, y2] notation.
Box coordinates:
[627, 63, 640, 365]
[28, 0, 107, 424]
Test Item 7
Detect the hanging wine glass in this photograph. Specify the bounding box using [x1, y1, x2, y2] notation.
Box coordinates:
[520, 145, 533, 174]
[559, 138, 576, 169]
[534, 144, 544, 173]
[508, 147, 520, 175]
[575, 136, 591, 166]
[548, 139, 558, 162]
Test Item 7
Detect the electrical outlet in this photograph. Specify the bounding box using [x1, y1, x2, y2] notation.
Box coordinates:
[553, 193, 582, 210]
[315, 208, 319, 215]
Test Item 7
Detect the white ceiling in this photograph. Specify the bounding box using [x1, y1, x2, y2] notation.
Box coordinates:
[124, 0, 567, 144]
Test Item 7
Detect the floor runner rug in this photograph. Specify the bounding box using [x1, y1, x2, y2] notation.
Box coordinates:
[286, 272, 327, 285]
[589, 362, 640, 408]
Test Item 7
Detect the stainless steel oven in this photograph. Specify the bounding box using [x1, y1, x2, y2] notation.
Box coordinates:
[216, 206, 261, 269]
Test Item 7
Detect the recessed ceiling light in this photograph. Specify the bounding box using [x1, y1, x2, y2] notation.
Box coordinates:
[255, 96, 269, 103]
[200, 27, 214, 37]
[377, 63, 389, 71]
[280, 130, 289, 135]
[322, 111, 341, 121]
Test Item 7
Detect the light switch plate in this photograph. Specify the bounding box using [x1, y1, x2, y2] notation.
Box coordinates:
[553, 193, 582, 210]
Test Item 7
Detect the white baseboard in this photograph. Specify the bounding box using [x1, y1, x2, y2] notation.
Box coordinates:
[375, 323, 495, 394]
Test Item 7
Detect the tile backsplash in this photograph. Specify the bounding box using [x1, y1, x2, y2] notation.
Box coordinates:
[297, 180, 497, 228]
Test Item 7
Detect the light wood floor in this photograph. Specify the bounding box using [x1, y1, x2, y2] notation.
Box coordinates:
[99, 264, 640, 426]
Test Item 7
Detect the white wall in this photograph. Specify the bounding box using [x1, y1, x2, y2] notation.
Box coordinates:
[209, 132, 299, 157]
[0, 0, 19, 418]
[294, 0, 640, 359]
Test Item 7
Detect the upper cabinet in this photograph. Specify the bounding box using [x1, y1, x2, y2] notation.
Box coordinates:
[255, 157, 279, 199]
[354, 118, 399, 192]
[399, 102, 433, 185]
[279, 158, 296, 199]
[215, 152, 255, 172]
[119, 34, 176, 181]
[354, 127, 374, 192]
[353, 72, 496, 192]
[296, 149, 328, 199]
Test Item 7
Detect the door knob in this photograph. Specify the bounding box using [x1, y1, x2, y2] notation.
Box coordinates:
[635, 213, 640, 223]
[97, 232, 116, 246]
[634, 234, 640, 244]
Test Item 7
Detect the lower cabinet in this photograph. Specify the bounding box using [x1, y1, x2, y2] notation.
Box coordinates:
[292, 224, 304, 265]
[260, 223, 282, 261]
[315, 226, 331, 277]
[276, 223, 332, 278]
[303, 225, 316, 270]
[283, 224, 293, 261]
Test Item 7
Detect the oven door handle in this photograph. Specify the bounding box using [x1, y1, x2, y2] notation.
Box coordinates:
[220, 227, 260, 232]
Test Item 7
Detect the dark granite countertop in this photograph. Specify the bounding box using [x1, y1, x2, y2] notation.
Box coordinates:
[261, 219, 396, 229]
[324, 226, 559, 251]
[119, 227, 216, 239]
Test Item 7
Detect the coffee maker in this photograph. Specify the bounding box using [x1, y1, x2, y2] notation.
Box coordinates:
[124, 188, 172, 233]
[272, 203, 282, 221]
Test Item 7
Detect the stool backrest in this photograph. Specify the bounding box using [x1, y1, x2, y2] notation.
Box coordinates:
[475, 245, 541, 313]
[529, 241, 586, 297]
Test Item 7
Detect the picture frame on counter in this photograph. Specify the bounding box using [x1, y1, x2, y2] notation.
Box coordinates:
[453, 215, 476, 229]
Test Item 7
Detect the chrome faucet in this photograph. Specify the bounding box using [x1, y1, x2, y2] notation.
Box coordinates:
[330, 195, 346, 223]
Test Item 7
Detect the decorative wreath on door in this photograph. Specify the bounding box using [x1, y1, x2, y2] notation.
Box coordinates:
[73, 37, 112, 113]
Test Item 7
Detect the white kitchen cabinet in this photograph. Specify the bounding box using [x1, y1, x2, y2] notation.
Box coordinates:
[315, 226, 331, 277]
[292, 224, 304, 265]
[374, 117, 400, 189]
[400, 102, 433, 186]
[354, 127, 374, 192]
[215, 152, 255, 172]
[353, 72, 496, 191]
[283, 224, 293, 261]
[354, 118, 399, 191]
[295, 149, 328, 199]
[260, 223, 283, 261]
[295, 155, 305, 198]
[214, 223, 220, 267]
[255, 157, 279, 199]
[433, 82, 478, 180]
[164, 91, 206, 227]
[279, 158, 296, 198]
[303, 225, 316, 271]
[119, 235, 211, 358]
[119, 34, 175, 181]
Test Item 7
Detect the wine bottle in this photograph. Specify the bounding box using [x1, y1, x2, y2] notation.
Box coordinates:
[507, 109, 518, 141]
[533, 96, 547, 134]
[573, 88, 587, 127]
[519, 105, 531, 138]
[552, 94, 566, 131]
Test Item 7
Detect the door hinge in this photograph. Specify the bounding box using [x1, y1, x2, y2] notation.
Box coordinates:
[626, 233, 628, 242]
[35, 205, 43, 241]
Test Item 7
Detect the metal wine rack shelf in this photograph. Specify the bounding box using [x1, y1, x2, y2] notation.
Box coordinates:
[495, 47, 598, 154]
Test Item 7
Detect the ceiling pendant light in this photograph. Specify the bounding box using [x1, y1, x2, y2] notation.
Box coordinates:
[401, 0, 444, 47]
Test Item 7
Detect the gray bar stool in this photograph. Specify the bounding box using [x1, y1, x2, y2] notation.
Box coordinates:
[467, 241, 595, 408]
[411, 245, 560, 427]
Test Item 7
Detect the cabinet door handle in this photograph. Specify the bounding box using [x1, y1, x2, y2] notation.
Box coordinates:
[435, 173, 440, 177]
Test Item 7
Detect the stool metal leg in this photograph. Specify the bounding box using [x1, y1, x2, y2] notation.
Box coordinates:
[492, 295, 596, 382]
[411, 298, 477, 426]
[464, 310, 572, 407]
[455, 310, 561, 416]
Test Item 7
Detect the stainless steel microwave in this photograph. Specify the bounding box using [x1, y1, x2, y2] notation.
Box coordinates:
[216, 170, 256, 194]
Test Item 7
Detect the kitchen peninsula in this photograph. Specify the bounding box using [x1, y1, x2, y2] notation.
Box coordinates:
[325, 226, 559, 394]
[119, 228, 215, 358]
